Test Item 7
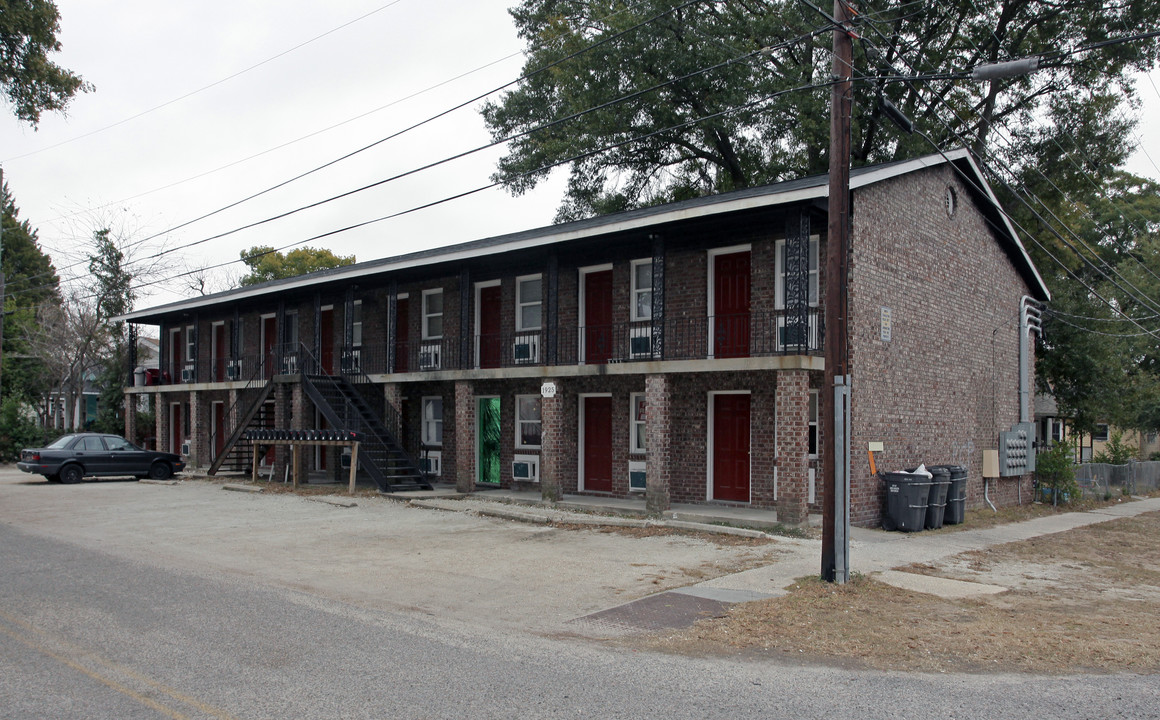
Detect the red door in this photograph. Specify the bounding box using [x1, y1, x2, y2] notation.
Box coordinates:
[395, 298, 410, 373]
[478, 285, 502, 369]
[169, 330, 182, 383]
[583, 396, 613, 492]
[714, 251, 751, 358]
[213, 323, 227, 381]
[584, 270, 613, 364]
[213, 402, 226, 459]
[712, 394, 751, 502]
[320, 308, 334, 374]
[262, 316, 277, 378]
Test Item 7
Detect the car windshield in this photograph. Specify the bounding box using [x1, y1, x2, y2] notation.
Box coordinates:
[46, 435, 78, 449]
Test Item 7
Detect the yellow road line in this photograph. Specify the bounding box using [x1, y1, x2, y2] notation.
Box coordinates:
[0, 608, 239, 720]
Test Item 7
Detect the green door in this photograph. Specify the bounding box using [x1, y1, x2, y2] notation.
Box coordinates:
[478, 397, 501, 485]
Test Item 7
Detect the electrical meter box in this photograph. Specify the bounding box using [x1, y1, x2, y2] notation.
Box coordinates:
[998, 421, 1035, 476]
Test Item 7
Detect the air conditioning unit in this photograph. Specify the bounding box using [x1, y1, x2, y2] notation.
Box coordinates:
[281, 355, 299, 374]
[341, 348, 362, 374]
[629, 334, 653, 359]
[512, 338, 539, 364]
[420, 450, 442, 477]
[180, 441, 191, 456]
[628, 460, 647, 492]
[777, 314, 818, 352]
[419, 344, 441, 370]
[180, 366, 195, 383]
[512, 454, 540, 482]
[225, 362, 241, 380]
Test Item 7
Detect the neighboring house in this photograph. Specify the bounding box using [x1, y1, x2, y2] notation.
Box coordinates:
[1034, 392, 1159, 462]
[116, 150, 1049, 527]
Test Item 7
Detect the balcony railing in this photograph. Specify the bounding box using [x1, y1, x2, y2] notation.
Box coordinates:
[149, 310, 820, 385]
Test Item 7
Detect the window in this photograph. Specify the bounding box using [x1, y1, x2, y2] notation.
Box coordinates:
[630, 393, 647, 454]
[351, 300, 363, 347]
[185, 326, 195, 364]
[631, 259, 653, 321]
[1051, 419, 1064, 443]
[808, 390, 819, 458]
[422, 289, 443, 339]
[774, 236, 820, 308]
[1094, 424, 1110, 442]
[285, 310, 299, 346]
[516, 395, 542, 448]
[516, 275, 542, 331]
[422, 397, 443, 446]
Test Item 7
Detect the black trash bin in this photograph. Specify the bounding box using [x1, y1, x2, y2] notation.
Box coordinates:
[925, 466, 951, 529]
[943, 465, 968, 524]
[882, 472, 932, 532]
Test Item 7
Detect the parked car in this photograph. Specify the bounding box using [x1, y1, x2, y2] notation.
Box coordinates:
[17, 433, 185, 484]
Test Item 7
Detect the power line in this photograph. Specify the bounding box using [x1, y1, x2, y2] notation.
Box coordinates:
[2, 0, 411, 163]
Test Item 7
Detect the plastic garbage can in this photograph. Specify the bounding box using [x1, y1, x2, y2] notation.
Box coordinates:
[925, 466, 951, 529]
[943, 465, 967, 524]
[882, 472, 932, 532]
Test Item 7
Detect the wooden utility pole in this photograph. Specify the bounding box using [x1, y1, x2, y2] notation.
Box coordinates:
[821, 0, 853, 583]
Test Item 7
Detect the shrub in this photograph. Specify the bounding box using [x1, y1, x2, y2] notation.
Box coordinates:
[0, 398, 60, 462]
[1092, 430, 1138, 465]
[1036, 443, 1079, 504]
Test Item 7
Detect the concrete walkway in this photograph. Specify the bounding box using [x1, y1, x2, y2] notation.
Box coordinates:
[393, 485, 1160, 601]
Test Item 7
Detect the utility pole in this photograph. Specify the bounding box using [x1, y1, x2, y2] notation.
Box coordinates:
[821, 0, 853, 583]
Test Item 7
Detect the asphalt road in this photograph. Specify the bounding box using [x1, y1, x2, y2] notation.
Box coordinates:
[2, 470, 1158, 719]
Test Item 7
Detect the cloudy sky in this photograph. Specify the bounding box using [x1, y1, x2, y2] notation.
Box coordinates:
[2, 0, 1158, 311]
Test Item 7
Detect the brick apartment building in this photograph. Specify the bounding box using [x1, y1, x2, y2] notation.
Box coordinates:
[118, 149, 1049, 527]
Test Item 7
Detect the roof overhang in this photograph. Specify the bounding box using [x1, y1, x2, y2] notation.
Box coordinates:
[117, 149, 1048, 323]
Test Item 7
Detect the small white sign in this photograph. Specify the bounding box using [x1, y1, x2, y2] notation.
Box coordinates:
[541, 382, 557, 398]
[880, 307, 892, 342]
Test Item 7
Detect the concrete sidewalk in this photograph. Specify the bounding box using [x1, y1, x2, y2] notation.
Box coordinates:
[694, 495, 1160, 600]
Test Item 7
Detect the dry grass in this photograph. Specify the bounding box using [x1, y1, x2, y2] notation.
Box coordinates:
[640, 510, 1160, 674]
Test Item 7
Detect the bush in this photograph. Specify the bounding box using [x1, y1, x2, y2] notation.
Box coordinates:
[1036, 443, 1079, 505]
[0, 398, 60, 462]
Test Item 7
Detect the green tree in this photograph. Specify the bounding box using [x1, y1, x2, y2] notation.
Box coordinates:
[483, 0, 1160, 221]
[237, 246, 355, 287]
[0, 0, 91, 126]
[1, 180, 61, 405]
[87, 229, 135, 435]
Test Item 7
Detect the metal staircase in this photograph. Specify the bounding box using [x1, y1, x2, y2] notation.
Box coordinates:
[301, 370, 432, 492]
[207, 377, 276, 476]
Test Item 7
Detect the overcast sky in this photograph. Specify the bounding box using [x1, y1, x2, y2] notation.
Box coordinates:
[2, 0, 1158, 311]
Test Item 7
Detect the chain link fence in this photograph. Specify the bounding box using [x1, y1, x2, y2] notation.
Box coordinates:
[1074, 462, 1160, 498]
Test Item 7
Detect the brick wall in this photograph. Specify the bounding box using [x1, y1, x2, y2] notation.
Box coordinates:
[848, 165, 1036, 526]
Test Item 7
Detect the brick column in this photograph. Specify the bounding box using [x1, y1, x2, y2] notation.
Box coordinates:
[776, 370, 810, 526]
[124, 393, 137, 443]
[453, 380, 475, 493]
[645, 373, 671, 514]
[155, 394, 169, 453]
[384, 383, 403, 438]
[291, 382, 307, 485]
[273, 382, 290, 482]
[540, 379, 564, 503]
[189, 391, 204, 469]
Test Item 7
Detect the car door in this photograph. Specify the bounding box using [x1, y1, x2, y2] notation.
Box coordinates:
[74, 436, 110, 475]
[104, 435, 151, 475]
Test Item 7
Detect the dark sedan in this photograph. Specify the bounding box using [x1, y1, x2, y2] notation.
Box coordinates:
[17, 433, 185, 484]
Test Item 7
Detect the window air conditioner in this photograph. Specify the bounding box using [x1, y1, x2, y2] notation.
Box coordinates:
[512, 338, 539, 364]
[777, 313, 818, 351]
[420, 450, 442, 477]
[180, 441, 191, 456]
[419, 344, 441, 370]
[180, 366, 195, 383]
[629, 334, 653, 359]
[281, 355, 298, 374]
[225, 362, 241, 380]
[512, 454, 540, 482]
[628, 460, 647, 491]
[341, 348, 362, 374]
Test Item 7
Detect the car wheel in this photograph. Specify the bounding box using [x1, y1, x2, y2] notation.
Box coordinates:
[148, 462, 172, 481]
[59, 465, 84, 484]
